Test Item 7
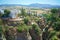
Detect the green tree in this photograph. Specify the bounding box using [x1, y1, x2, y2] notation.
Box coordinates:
[24, 16, 30, 25]
[17, 24, 29, 32]
[0, 19, 3, 25]
[51, 8, 58, 13]
[0, 25, 2, 32]
[32, 24, 41, 35]
[2, 9, 10, 17]
[42, 8, 60, 40]
[0, 13, 3, 18]
[21, 8, 27, 16]
[50, 8, 60, 31]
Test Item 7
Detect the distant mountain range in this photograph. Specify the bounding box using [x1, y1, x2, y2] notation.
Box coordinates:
[0, 3, 60, 8]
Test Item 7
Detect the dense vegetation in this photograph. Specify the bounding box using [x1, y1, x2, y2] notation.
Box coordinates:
[0, 8, 60, 40]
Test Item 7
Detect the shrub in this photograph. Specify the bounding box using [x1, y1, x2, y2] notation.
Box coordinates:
[17, 24, 30, 32]
[0, 25, 2, 32]
[32, 24, 41, 35]
[24, 16, 30, 24]
[0, 19, 3, 25]
[53, 22, 60, 31]
[51, 36, 58, 40]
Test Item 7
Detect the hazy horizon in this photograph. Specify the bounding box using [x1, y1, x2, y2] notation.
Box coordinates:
[0, 0, 60, 5]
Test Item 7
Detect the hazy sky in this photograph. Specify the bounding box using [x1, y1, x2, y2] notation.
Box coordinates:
[0, 0, 60, 5]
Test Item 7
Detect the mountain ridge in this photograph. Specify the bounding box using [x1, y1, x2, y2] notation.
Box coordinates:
[0, 3, 60, 8]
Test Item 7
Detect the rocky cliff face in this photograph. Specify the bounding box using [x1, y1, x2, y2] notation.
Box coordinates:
[17, 31, 28, 40]
[5, 27, 42, 40]
[5, 27, 32, 40]
[29, 28, 41, 40]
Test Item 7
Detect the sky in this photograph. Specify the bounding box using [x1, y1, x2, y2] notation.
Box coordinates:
[0, 0, 60, 5]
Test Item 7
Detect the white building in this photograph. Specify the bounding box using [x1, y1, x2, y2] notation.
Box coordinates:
[0, 9, 4, 14]
[9, 9, 21, 18]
